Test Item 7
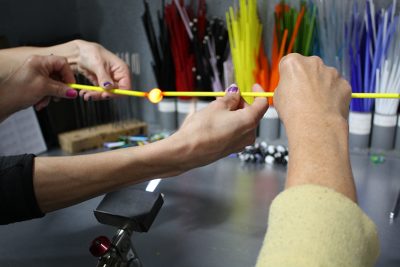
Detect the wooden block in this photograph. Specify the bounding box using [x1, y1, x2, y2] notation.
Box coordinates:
[58, 120, 148, 154]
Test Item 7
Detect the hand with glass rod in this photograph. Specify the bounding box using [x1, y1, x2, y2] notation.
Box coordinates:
[0, 39, 131, 103]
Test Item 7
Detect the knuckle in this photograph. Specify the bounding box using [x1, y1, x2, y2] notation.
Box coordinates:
[26, 55, 40, 65]
[310, 55, 323, 65]
[341, 79, 352, 95]
[59, 56, 68, 64]
[280, 53, 300, 68]
[326, 66, 339, 77]
[87, 40, 102, 50]
[210, 99, 224, 109]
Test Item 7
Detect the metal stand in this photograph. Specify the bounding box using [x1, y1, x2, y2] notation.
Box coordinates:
[90, 188, 164, 267]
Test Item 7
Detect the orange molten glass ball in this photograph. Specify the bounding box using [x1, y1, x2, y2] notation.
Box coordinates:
[148, 88, 164, 103]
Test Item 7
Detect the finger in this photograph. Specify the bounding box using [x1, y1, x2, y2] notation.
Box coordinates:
[79, 90, 87, 97]
[98, 83, 128, 100]
[75, 68, 106, 101]
[238, 98, 247, 109]
[78, 68, 99, 86]
[92, 60, 115, 90]
[100, 92, 114, 100]
[45, 55, 76, 84]
[100, 60, 132, 100]
[240, 83, 266, 109]
[84, 91, 102, 101]
[217, 84, 241, 111]
[46, 80, 78, 99]
[245, 84, 269, 122]
[34, 97, 51, 111]
[116, 76, 132, 90]
[112, 63, 132, 90]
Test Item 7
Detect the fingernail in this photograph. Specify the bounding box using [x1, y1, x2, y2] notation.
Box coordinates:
[227, 84, 239, 93]
[103, 81, 113, 88]
[66, 89, 77, 98]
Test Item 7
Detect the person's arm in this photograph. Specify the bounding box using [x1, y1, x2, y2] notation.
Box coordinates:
[0, 44, 268, 219]
[256, 54, 379, 267]
[32, 84, 268, 213]
[0, 39, 131, 101]
[276, 55, 356, 201]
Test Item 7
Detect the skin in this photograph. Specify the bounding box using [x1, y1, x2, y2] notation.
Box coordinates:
[0, 55, 77, 122]
[0, 39, 131, 102]
[274, 54, 356, 202]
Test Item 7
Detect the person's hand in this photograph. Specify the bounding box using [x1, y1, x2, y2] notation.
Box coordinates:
[169, 84, 269, 172]
[274, 54, 351, 134]
[0, 55, 76, 121]
[70, 40, 131, 101]
[0, 40, 131, 102]
[274, 54, 355, 202]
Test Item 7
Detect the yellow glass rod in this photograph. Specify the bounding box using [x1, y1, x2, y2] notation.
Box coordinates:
[68, 84, 400, 101]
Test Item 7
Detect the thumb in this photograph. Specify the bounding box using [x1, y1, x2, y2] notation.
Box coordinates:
[93, 62, 115, 89]
[247, 84, 269, 122]
[46, 80, 78, 99]
[218, 84, 241, 111]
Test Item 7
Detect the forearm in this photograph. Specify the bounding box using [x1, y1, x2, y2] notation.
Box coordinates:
[0, 40, 80, 81]
[33, 135, 188, 213]
[285, 114, 356, 202]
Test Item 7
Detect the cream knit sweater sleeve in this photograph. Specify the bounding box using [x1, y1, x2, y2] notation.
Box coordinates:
[256, 185, 380, 267]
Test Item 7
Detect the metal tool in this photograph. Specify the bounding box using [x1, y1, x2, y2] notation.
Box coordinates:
[90, 188, 164, 266]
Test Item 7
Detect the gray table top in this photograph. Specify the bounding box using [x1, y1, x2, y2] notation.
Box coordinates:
[0, 152, 399, 267]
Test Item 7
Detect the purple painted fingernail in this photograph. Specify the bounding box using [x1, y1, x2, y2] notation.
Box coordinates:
[103, 81, 113, 87]
[227, 84, 239, 93]
[66, 89, 77, 98]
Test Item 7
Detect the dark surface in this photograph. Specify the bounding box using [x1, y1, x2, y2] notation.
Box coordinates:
[0, 152, 399, 266]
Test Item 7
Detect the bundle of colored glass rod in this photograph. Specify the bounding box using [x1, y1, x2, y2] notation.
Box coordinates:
[138, 0, 400, 151]
[226, 0, 263, 104]
[269, 1, 317, 93]
[142, 0, 229, 130]
[225, 0, 318, 141]
[142, 0, 175, 93]
[345, 0, 400, 150]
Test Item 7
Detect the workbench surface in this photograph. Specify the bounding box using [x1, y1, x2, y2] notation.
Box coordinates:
[0, 152, 399, 266]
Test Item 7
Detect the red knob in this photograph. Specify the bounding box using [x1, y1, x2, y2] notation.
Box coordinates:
[90, 236, 112, 257]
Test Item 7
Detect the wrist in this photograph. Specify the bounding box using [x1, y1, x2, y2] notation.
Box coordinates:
[162, 132, 196, 175]
[287, 114, 350, 161]
[127, 134, 192, 179]
[285, 114, 356, 202]
[0, 49, 25, 81]
[51, 40, 80, 66]
[285, 113, 348, 140]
